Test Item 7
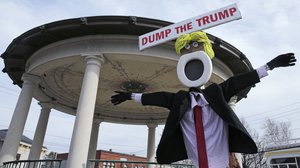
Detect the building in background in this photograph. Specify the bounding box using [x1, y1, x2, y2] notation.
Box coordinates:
[265, 143, 300, 168]
[57, 149, 147, 168]
[0, 129, 47, 160]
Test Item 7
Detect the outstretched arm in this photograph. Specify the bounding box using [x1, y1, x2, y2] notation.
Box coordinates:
[111, 91, 144, 105]
[266, 53, 296, 70]
[220, 53, 296, 101]
[111, 91, 174, 109]
[111, 91, 132, 105]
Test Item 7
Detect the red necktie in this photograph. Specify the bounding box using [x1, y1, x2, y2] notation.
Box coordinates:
[194, 105, 209, 168]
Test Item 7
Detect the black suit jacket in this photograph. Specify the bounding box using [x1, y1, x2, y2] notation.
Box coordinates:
[141, 70, 260, 164]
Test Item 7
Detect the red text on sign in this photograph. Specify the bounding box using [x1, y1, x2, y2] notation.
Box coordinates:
[141, 29, 172, 46]
[196, 7, 237, 26]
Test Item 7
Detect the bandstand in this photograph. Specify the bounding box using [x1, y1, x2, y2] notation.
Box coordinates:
[0, 16, 254, 168]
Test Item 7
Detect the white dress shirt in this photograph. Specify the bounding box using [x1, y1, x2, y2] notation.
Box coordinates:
[133, 66, 269, 168]
[181, 92, 229, 168]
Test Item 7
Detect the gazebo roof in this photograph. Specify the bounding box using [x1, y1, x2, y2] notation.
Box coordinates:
[1, 16, 254, 125]
[1, 16, 253, 86]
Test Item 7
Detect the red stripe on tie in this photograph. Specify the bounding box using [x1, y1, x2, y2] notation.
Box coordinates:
[194, 105, 209, 168]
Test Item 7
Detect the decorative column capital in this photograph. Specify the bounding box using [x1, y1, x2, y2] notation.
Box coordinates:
[146, 122, 158, 128]
[93, 118, 103, 125]
[228, 96, 238, 111]
[81, 52, 105, 65]
[38, 102, 53, 111]
[21, 73, 41, 85]
[228, 96, 237, 105]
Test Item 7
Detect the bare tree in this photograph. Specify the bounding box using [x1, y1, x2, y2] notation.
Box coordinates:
[241, 119, 267, 168]
[45, 151, 58, 160]
[262, 118, 292, 146]
[241, 118, 293, 168]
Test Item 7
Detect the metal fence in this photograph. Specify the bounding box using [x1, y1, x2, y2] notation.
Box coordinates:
[2, 160, 62, 168]
[88, 160, 195, 168]
[2, 159, 194, 168]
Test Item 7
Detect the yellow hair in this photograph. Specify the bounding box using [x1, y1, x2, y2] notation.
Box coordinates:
[175, 31, 215, 59]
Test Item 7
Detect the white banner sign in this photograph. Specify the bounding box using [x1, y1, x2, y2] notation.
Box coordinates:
[139, 3, 242, 51]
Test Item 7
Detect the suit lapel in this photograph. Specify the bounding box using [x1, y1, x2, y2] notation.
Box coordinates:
[202, 85, 225, 119]
[179, 97, 190, 122]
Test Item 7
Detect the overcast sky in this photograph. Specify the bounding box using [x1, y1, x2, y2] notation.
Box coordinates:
[0, 0, 300, 157]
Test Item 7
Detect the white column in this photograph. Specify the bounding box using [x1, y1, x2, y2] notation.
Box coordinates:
[228, 96, 237, 111]
[66, 54, 105, 168]
[228, 96, 243, 168]
[146, 123, 157, 162]
[28, 102, 52, 160]
[0, 74, 40, 165]
[87, 120, 101, 160]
